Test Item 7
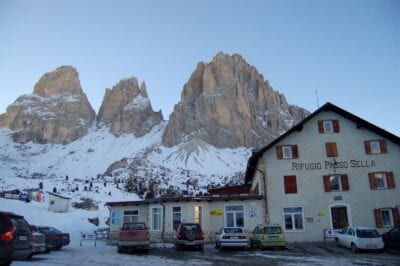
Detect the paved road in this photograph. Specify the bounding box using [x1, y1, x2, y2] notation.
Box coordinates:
[13, 240, 400, 266]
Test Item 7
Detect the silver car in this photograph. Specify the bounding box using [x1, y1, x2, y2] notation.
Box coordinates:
[215, 227, 248, 250]
[29, 226, 47, 258]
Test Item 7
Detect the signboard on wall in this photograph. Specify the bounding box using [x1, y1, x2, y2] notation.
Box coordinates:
[210, 210, 223, 216]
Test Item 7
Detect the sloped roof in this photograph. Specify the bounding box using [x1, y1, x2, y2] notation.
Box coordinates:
[245, 102, 400, 183]
[48, 192, 71, 200]
[106, 195, 263, 207]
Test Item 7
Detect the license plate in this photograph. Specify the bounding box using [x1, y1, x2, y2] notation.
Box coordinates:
[367, 244, 377, 248]
[19, 236, 28, 241]
[231, 237, 239, 239]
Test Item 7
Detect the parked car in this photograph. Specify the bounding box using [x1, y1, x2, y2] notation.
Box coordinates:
[117, 222, 150, 253]
[175, 223, 204, 251]
[28, 226, 46, 258]
[215, 227, 248, 250]
[335, 226, 384, 253]
[0, 211, 32, 265]
[33, 226, 70, 251]
[381, 226, 400, 249]
[250, 224, 285, 249]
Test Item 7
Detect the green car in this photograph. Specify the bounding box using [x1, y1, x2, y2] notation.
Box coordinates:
[250, 224, 285, 249]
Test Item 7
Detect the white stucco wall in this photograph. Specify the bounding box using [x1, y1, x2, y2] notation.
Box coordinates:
[48, 194, 70, 213]
[108, 198, 265, 242]
[258, 111, 399, 242]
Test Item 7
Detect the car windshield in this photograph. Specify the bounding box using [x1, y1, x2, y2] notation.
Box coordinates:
[264, 226, 282, 234]
[181, 224, 201, 233]
[356, 229, 380, 238]
[123, 223, 145, 230]
[223, 228, 243, 234]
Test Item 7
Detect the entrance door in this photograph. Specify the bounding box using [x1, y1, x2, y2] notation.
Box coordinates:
[331, 206, 348, 229]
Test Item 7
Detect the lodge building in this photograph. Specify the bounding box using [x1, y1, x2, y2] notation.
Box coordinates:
[107, 102, 400, 243]
[246, 102, 400, 242]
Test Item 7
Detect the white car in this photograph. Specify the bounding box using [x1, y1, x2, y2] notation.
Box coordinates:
[335, 226, 384, 253]
[215, 227, 248, 250]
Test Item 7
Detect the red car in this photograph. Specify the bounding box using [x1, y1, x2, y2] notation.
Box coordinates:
[118, 222, 150, 253]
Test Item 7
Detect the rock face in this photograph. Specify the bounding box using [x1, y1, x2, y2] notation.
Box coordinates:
[0, 66, 96, 144]
[97, 77, 163, 136]
[162, 52, 309, 149]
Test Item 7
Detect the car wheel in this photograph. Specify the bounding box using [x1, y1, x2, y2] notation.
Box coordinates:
[351, 243, 358, 253]
[176, 244, 181, 251]
[117, 246, 123, 253]
[258, 241, 265, 250]
[199, 245, 204, 252]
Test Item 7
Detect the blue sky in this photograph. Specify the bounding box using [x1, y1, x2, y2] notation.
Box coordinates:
[0, 0, 399, 135]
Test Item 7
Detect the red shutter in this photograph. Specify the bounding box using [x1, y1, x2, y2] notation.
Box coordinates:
[341, 175, 349, 191]
[325, 142, 338, 157]
[323, 175, 331, 192]
[380, 140, 387, 153]
[386, 172, 395, 189]
[364, 141, 372, 155]
[318, 121, 324, 133]
[393, 208, 400, 226]
[333, 120, 340, 133]
[369, 173, 377, 190]
[374, 209, 383, 228]
[284, 175, 297, 194]
[292, 145, 299, 159]
[276, 146, 283, 159]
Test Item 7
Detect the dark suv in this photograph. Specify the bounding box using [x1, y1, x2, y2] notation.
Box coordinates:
[175, 223, 204, 251]
[0, 211, 32, 265]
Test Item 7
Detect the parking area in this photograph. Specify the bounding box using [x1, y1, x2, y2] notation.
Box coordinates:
[12, 239, 400, 266]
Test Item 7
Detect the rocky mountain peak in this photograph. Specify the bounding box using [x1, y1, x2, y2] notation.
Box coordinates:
[0, 66, 95, 144]
[97, 77, 163, 137]
[33, 65, 83, 97]
[162, 52, 309, 149]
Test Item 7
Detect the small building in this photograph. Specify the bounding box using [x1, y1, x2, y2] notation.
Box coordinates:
[245, 102, 400, 242]
[106, 194, 264, 243]
[48, 192, 71, 213]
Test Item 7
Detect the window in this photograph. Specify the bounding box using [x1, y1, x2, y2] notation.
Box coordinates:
[276, 145, 299, 159]
[225, 205, 244, 227]
[283, 207, 304, 231]
[111, 211, 121, 225]
[284, 175, 297, 194]
[194, 206, 202, 226]
[369, 172, 395, 190]
[172, 206, 182, 231]
[325, 142, 338, 157]
[323, 174, 349, 192]
[318, 120, 340, 133]
[50, 200, 55, 205]
[374, 208, 399, 228]
[123, 210, 138, 223]
[152, 207, 162, 231]
[364, 140, 387, 155]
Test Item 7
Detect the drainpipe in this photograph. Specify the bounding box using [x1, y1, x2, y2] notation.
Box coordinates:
[247, 164, 269, 224]
[160, 200, 166, 246]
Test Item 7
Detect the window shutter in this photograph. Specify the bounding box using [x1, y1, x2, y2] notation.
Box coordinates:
[325, 142, 338, 157]
[393, 208, 400, 226]
[333, 120, 340, 133]
[364, 141, 372, 155]
[386, 172, 395, 189]
[284, 175, 297, 194]
[318, 121, 324, 133]
[341, 175, 349, 191]
[292, 145, 299, 159]
[323, 175, 331, 192]
[380, 140, 387, 153]
[374, 209, 383, 228]
[368, 173, 377, 190]
[276, 146, 283, 159]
